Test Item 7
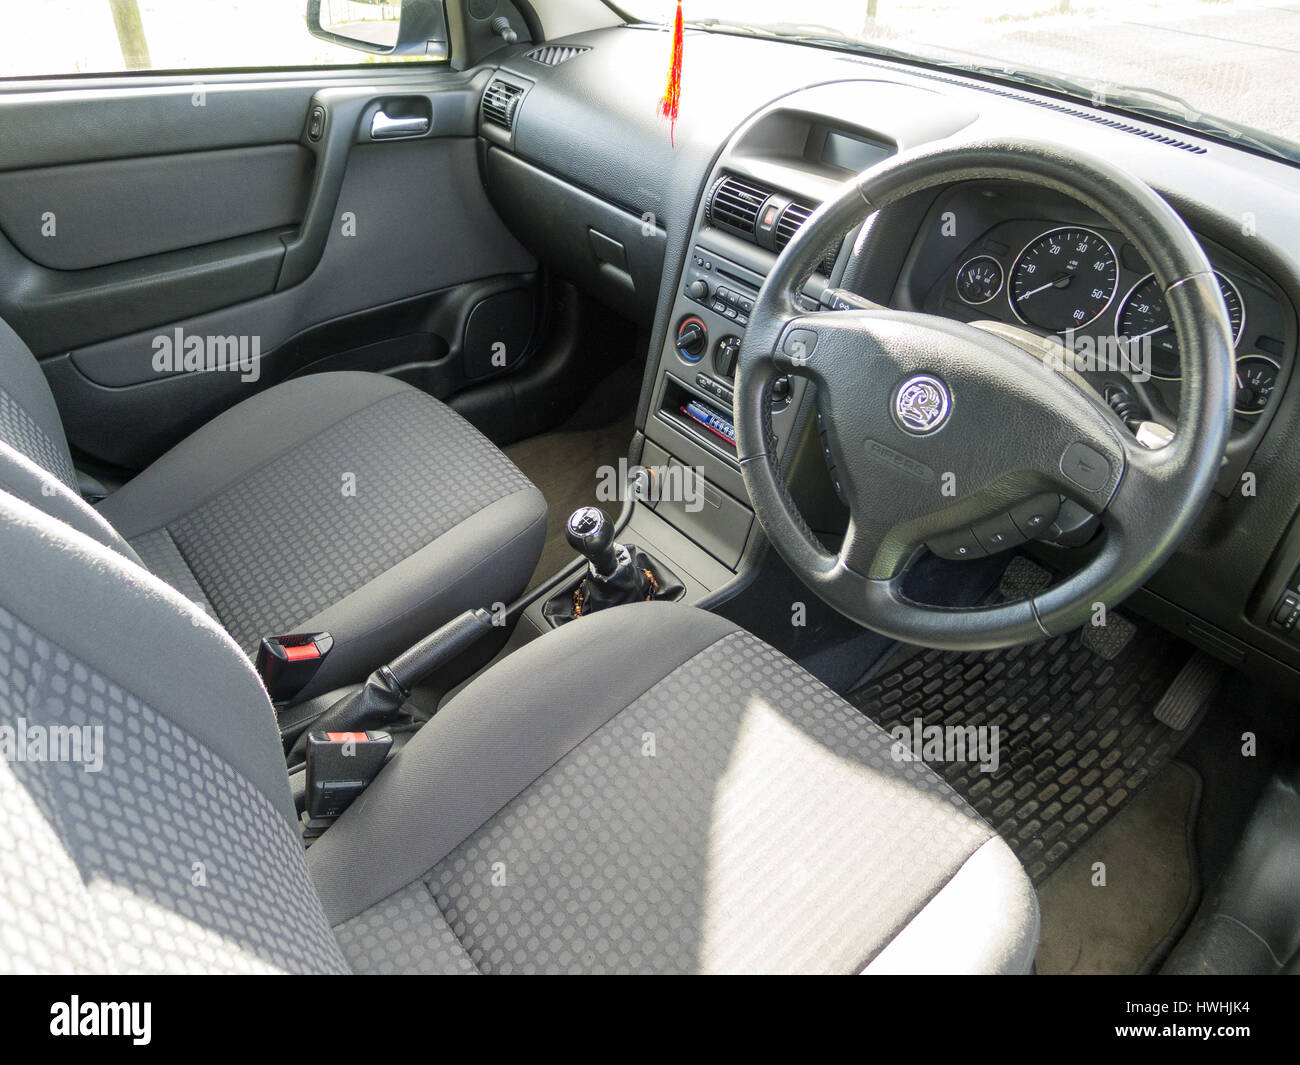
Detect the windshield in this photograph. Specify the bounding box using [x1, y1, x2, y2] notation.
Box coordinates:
[627, 0, 1300, 163]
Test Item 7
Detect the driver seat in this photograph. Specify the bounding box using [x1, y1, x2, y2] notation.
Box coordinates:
[0, 488, 1038, 974]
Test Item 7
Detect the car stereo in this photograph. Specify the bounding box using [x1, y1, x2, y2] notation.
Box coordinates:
[681, 245, 765, 328]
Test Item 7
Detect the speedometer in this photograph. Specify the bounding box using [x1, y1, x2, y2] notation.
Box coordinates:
[1009, 227, 1119, 332]
[1114, 271, 1245, 381]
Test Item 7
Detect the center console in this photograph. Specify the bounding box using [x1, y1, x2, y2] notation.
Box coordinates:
[630, 117, 897, 596]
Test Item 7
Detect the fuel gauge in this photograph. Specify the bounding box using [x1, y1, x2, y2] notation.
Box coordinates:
[1235, 355, 1279, 415]
[956, 255, 1004, 306]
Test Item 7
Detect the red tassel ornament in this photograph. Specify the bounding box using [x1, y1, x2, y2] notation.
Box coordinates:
[659, 0, 684, 144]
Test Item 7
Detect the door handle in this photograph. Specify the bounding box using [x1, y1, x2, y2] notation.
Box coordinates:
[370, 110, 430, 140]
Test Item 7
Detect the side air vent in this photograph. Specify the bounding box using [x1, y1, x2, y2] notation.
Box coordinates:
[525, 44, 591, 66]
[774, 202, 815, 251]
[481, 79, 526, 131]
[707, 175, 768, 237]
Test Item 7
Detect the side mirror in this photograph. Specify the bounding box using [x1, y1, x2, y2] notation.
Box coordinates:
[307, 0, 449, 58]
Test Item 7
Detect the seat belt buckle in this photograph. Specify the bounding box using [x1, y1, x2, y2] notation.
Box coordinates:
[256, 631, 334, 703]
[301, 729, 393, 840]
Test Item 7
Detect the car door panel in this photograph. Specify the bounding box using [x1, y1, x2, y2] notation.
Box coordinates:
[0, 145, 312, 271]
[0, 67, 537, 471]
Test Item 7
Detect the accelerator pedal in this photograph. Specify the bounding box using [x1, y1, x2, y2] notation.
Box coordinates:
[1153, 650, 1223, 731]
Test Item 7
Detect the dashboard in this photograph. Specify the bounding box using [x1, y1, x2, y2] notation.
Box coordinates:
[477, 23, 1300, 693]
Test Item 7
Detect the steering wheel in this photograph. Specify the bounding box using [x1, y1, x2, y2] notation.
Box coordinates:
[736, 140, 1235, 650]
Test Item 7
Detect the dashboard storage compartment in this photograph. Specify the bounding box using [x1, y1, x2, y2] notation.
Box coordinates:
[483, 147, 667, 324]
[657, 374, 737, 455]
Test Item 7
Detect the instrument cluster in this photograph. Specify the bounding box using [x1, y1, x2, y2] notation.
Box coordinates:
[926, 219, 1287, 419]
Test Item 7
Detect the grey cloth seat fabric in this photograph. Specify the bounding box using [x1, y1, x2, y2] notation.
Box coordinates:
[0, 488, 1037, 974]
[0, 491, 348, 973]
[0, 317, 546, 699]
[311, 602, 1040, 974]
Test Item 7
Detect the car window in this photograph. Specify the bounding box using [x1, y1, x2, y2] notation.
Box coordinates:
[0, 1, 443, 79]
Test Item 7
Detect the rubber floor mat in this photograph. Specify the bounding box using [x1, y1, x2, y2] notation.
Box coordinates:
[846, 618, 1199, 882]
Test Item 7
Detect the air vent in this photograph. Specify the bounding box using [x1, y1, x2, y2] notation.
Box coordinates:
[525, 44, 591, 66]
[707, 175, 768, 237]
[775, 203, 839, 275]
[774, 201, 815, 251]
[481, 79, 525, 131]
[706, 176, 837, 274]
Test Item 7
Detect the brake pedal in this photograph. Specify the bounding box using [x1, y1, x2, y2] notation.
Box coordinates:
[1081, 612, 1136, 660]
[1153, 651, 1222, 730]
[998, 556, 1052, 600]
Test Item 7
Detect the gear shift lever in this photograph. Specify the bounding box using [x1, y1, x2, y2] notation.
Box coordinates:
[565, 506, 619, 576]
[564, 506, 653, 614]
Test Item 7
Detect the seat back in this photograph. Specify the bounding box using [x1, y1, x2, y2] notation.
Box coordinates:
[0, 488, 345, 973]
[0, 317, 144, 562]
[0, 316, 77, 488]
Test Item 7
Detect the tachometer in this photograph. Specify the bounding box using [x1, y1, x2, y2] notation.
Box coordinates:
[1009, 226, 1119, 332]
[1114, 271, 1245, 380]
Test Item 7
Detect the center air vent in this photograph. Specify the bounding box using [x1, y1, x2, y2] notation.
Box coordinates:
[774, 201, 815, 251]
[481, 78, 526, 131]
[525, 44, 591, 66]
[706, 175, 768, 237]
[706, 175, 834, 273]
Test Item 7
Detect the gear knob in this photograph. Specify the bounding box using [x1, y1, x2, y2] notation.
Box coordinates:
[566, 506, 618, 576]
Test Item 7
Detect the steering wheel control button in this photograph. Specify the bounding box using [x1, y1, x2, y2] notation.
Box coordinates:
[782, 328, 818, 362]
[1009, 494, 1062, 539]
[892, 374, 952, 436]
[928, 528, 987, 561]
[972, 514, 1026, 554]
[1059, 442, 1111, 492]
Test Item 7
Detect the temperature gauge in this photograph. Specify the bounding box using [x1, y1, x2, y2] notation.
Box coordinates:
[1235, 355, 1279, 415]
[955, 255, 1004, 306]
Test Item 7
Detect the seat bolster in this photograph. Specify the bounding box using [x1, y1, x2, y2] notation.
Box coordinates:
[0, 442, 142, 565]
[861, 835, 1040, 975]
[291, 486, 546, 702]
[0, 317, 77, 487]
[97, 371, 413, 538]
[307, 603, 743, 922]
[0, 489, 296, 827]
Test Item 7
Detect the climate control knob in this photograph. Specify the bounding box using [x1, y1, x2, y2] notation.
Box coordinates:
[676, 316, 708, 361]
[714, 334, 742, 378]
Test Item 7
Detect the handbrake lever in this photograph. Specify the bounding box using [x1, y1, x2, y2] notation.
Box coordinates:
[288, 607, 495, 762]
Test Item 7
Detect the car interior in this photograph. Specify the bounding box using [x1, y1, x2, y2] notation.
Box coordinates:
[1, 0, 1299, 980]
